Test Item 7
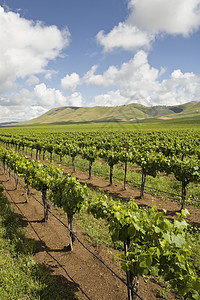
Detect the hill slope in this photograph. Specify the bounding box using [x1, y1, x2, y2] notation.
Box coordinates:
[19, 101, 200, 125]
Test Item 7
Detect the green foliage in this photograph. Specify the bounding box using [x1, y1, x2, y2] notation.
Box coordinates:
[50, 175, 87, 216]
[88, 196, 200, 299]
[134, 151, 167, 178]
[170, 156, 200, 183]
[29, 161, 63, 191]
[1, 126, 200, 298]
[0, 145, 87, 220]
[99, 149, 120, 167]
[186, 226, 200, 275]
[81, 146, 99, 163]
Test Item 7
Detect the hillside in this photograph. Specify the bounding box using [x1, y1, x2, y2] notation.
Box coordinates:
[19, 101, 200, 125]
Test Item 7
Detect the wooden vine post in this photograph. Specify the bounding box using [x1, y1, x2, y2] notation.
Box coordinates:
[170, 156, 200, 210]
[181, 178, 189, 210]
[81, 146, 98, 179]
[140, 170, 147, 198]
[88, 160, 92, 179]
[49, 175, 87, 251]
[67, 213, 75, 251]
[124, 238, 135, 300]
[123, 141, 129, 190]
[14, 172, 18, 189]
[42, 187, 49, 221]
[24, 178, 30, 203]
[109, 164, 114, 185]
[99, 150, 119, 186]
[8, 167, 11, 180]
[124, 161, 127, 190]
[72, 156, 75, 172]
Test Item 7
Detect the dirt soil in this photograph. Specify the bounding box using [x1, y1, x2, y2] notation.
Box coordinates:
[1, 162, 199, 300]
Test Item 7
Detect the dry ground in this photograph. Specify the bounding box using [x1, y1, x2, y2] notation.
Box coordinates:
[1, 163, 199, 299]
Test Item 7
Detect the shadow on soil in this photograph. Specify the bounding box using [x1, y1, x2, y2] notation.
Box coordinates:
[0, 191, 90, 300]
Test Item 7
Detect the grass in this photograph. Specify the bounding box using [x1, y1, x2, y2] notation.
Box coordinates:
[74, 188, 123, 250]
[0, 185, 77, 300]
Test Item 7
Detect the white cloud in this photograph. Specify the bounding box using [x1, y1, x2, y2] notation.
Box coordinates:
[91, 90, 129, 107]
[0, 84, 67, 107]
[91, 0, 200, 106]
[83, 64, 118, 86]
[84, 51, 200, 107]
[0, 105, 47, 123]
[151, 69, 200, 106]
[67, 92, 83, 107]
[0, 88, 33, 106]
[97, 0, 200, 52]
[96, 22, 154, 52]
[84, 51, 160, 97]
[0, 6, 70, 94]
[128, 0, 200, 36]
[34, 83, 67, 106]
[61, 72, 80, 92]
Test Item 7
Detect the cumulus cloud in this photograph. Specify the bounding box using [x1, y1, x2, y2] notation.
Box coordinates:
[60, 50, 200, 108]
[151, 69, 200, 105]
[0, 105, 48, 123]
[85, 51, 200, 107]
[0, 84, 67, 107]
[128, 0, 200, 36]
[67, 92, 83, 107]
[91, 90, 129, 107]
[89, 69, 200, 108]
[84, 51, 160, 94]
[83, 64, 118, 86]
[0, 6, 70, 94]
[96, 22, 154, 52]
[34, 83, 67, 106]
[0, 88, 33, 106]
[61, 72, 80, 92]
[96, 0, 200, 52]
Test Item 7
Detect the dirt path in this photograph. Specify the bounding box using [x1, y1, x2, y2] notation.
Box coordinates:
[0, 166, 181, 300]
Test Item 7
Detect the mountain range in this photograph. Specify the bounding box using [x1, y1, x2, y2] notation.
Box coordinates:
[19, 101, 200, 125]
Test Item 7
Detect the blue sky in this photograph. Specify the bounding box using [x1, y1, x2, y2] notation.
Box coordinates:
[0, 0, 200, 122]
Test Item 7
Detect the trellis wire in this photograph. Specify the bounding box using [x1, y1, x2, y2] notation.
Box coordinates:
[5, 169, 143, 300]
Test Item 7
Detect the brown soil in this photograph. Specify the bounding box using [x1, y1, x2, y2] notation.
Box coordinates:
[1, 161, 199, 299]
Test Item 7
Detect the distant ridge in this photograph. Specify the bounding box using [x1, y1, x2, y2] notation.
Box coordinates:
[0, 121, 19, 126]
[19, 101, 200, 125]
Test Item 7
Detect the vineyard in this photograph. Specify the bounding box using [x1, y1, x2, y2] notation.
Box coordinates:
[0, 125, 200, 299]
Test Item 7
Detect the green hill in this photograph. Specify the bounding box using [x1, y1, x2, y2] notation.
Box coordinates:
[19, 101, 200, 125]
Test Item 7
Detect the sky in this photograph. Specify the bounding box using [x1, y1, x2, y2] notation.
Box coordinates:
[0, 0, 200, 123]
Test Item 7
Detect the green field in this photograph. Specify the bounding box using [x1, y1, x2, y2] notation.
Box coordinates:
[1, 117, 200, 299]
[2, 112, 200, 133]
